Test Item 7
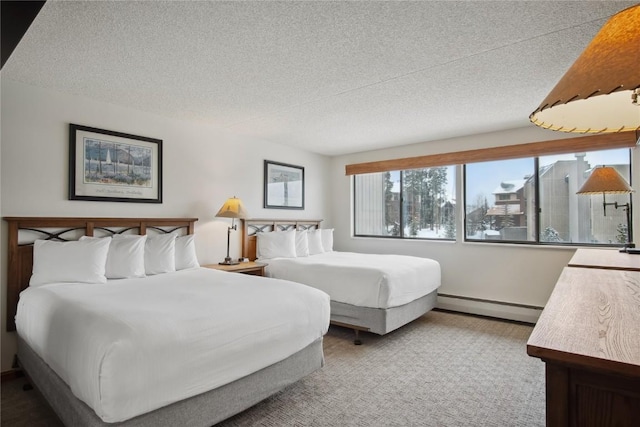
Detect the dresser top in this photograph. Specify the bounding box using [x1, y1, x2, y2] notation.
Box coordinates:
[527, 266, 640, 377]
[568, 248, 640, 271]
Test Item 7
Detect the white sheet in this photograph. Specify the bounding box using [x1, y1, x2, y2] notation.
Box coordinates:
[16, 268, 330, 423]
[263, 252, 440, 309]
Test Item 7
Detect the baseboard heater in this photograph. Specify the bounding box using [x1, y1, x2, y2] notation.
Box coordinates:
[436, 293, 543, 324]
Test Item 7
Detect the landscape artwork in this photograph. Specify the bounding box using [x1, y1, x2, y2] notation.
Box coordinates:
[69, 124, 163, 203]
[264, 160, 305, 209]
[83, 139, 152, 187]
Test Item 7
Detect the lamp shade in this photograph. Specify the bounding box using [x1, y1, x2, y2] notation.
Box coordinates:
[576, 166, 634, 195]
[215, 197, 248, 219]
[530, 4, 640, 133]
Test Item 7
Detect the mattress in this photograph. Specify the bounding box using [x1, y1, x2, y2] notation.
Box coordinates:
[15, 267, 330, 423]
[263, 251, 440, 309]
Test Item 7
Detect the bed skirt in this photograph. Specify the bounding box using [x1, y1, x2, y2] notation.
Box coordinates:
[17, 335, 324, 426]
[330, 289, 438, 335]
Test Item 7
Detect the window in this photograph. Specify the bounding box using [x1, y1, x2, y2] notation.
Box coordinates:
[465, 158, 535, 242]
[538, 151, 631, 245]
[464, 148, 631, 245]
[354, 166, 456, 239]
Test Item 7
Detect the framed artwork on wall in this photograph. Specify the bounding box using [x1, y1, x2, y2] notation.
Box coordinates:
[69, 124, 163, 203]
[264, 160, 305, 209]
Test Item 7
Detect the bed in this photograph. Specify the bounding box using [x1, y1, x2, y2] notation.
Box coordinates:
[242, 219, 441, 344]
[5, 216, 330, 426]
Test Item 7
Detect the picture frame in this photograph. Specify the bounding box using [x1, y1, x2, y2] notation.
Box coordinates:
[264, 160, 305, 209]
[69, 124, 162, 203]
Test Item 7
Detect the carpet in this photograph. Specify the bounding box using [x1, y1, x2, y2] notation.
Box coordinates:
[1, 310, 545, 426]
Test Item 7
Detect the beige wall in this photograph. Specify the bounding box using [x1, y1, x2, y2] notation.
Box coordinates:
[0, 79, 333, 372]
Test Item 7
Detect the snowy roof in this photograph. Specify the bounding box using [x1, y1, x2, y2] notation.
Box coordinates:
[538, 163, 553, 177]
[492, 180, 526, 195]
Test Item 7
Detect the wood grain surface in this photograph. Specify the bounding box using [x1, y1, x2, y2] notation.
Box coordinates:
[527, 266, 640, 377]
[568, 248, 640, 271]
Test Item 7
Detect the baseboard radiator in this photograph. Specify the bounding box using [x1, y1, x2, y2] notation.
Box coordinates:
[436, 294, 543, 324]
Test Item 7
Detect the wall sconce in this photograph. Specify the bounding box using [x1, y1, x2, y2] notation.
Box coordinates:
[530, 5, 640, 134]
[215, 196, 248, 265]
[577, 166, 634, 252]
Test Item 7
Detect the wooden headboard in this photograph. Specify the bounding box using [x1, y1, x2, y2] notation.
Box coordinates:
[3, 217, 198, 331]
[242, 219, 323, 261]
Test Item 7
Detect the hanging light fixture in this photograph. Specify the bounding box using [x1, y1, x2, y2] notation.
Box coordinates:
[530, 4, 640, 134]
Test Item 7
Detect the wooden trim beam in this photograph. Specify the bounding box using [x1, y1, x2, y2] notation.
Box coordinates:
[345, 131, 639, 175]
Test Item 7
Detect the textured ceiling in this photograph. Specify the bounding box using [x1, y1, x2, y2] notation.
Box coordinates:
[3, 1, 636, 156]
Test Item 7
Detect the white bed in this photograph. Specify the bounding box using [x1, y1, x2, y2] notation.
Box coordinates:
[242, 219, 441, 344]
[264, 251, 440, 309]
[5, 217, 330, 427]
[17, 268, 330, 423]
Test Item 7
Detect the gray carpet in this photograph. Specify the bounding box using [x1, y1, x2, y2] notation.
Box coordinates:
[1, 310, 545, 426]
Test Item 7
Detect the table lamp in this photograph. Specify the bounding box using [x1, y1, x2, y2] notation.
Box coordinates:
[215, 196, 248, 265]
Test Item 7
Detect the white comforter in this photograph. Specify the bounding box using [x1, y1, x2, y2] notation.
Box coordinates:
[16, 268, 330, 423]
[263, 252, 440, 309]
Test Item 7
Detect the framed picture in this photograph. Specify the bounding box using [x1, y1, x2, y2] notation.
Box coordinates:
[69, 124, 162, 203]
[264, 160, 304, 209]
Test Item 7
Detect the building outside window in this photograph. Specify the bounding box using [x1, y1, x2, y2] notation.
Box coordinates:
[353, 148, 630, 246]
[465, 148, 631, 245]
[536, 151, 630, 245]
[465, 157, 534, 242]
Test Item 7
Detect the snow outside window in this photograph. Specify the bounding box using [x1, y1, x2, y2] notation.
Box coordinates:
[354, 166, 456, 240]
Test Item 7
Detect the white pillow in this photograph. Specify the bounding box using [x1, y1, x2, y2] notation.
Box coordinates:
[145, 234, 177, 275]
[175, 234, 199, 270]
[295, 230, 310, 257]
[257, 230, 297, 259]
[81, 235, 147, 279]
[307, 229, 325, 255]
[108, 235, 146, 278]
[321, 228, 334, 252]
[30, 238, 111, 286]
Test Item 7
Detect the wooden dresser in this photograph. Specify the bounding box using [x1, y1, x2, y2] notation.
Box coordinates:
[567, 248, 640, 271]
[527, 249, 640, 426]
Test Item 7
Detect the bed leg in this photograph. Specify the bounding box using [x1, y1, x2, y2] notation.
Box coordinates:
[353, 329, 362, 345]
[13, 355, 33, 391]
[12, 354, 20, 369]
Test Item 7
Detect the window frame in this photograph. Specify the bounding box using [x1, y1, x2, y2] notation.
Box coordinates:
[352, 167, 457, 241]
[463, 149, 633, 247]
[352, 147, 633, 248]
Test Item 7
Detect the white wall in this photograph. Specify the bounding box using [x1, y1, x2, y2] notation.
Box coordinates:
[330, 126, 639, 322]
[0, 79, 332, 372]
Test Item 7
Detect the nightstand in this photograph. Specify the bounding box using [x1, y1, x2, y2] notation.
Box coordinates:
[202, 261, 267, 276]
